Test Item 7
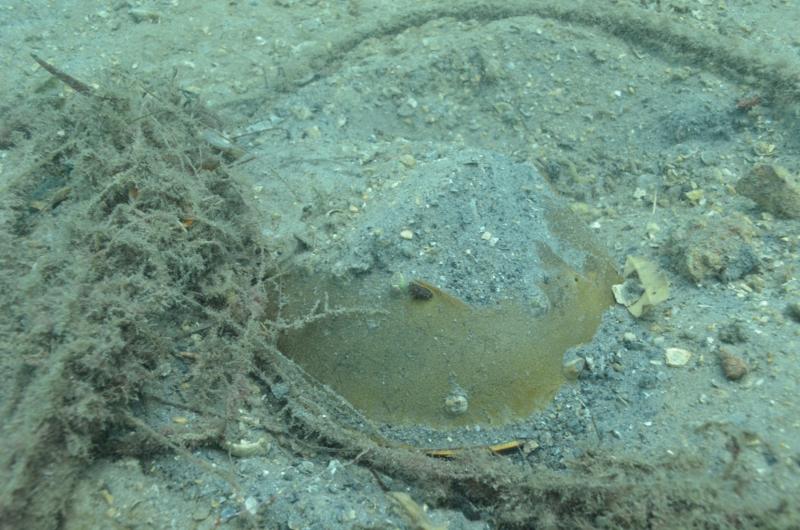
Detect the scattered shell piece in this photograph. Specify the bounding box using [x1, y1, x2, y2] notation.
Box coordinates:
[100, 489, 114, 506]
[443, 387, 469, 416]
[612, 256, 669, 317]
[665, 347, 692, 367]
[612, 279, 644, 309]
[224, 437, 271, 458]
[128, 8, 162, 23]
[622, 332, 639, 347]
[753, 142, 776, 157]
[200, 129, 246, 159]
[387, 491, 446, 530]
[389, 272, 407, 292]
[399, 229, 414, 240]
[684, 188, 705, 205]
[243, 496, 259, 516]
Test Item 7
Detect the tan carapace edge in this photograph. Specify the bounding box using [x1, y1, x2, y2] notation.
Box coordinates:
[277, 235, 618, 429]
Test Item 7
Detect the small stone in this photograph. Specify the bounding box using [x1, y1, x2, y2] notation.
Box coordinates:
[399, 154, 417, 168]
[753, 142, 776, 157]
[665, 213, 758, 282]
[444, 387, 469, 416]
[399, 229, 414, 240]
[664, 347, 692, 367]
[244, 496, 258, 516]
[522, 440, 540, 454]
[736, 164, 800, 219]
[718, 321, 748, 344]
[298, 460, 315, 474]
[128, 8, 162, 23]
[444, 394, 468, 415]
[718, 349, 748, 381]
[396, 98, 418, 117]
[684, 188, 705, 205]
[302, 126, 321, 140]
[562, 357, 586, 380]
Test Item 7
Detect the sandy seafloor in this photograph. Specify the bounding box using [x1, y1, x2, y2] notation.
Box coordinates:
[2, 1, 800, 529]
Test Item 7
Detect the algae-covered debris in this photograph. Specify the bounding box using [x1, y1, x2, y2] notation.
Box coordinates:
[0, 63, 273, 528]
[736, 164, 800, 219]
[665, 213, 758, 283]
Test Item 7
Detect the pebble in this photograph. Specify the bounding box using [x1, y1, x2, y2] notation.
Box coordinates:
[128, 8, 162, 23]
[396, 98, 417, 117]
[399, 154, 416, 168]
[244, 497, 259, 516]
[562, 357, 586, 380]
[298, 460, 315, 474]
[399, 229, 414, 240]
[718, 321, 748, 344]
[736, 164, 800, 219]
[718, 349, 749, 381]
[664, 347, 692, 367]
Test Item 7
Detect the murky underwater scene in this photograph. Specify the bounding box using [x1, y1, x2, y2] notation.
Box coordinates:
[2, 1, 800, 528]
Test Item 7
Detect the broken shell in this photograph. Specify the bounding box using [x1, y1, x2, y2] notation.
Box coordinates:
[665, 347, 692, 367]
[224, 437, 271, 458]
[613, 256, 669, 317]
[444, 388, 469, 416]
[200, 129, 246, 159]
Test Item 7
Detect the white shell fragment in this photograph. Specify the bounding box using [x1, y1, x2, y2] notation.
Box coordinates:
[664, 347, 692, 367]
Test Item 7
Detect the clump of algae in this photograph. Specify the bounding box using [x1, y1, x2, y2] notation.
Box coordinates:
[0, 65, 275, 528]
